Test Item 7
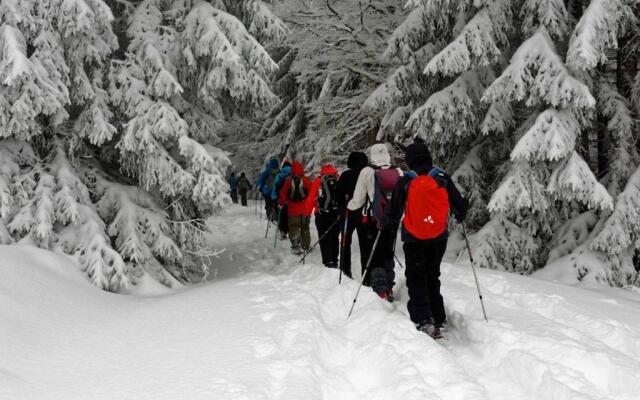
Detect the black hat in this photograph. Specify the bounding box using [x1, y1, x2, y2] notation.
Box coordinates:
[347, 151, 368, 170]
[405, 143, 433, 170]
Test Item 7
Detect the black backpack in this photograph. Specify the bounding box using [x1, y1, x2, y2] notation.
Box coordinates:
[318, 174, 339, 212]
[289, 176, 307, 201]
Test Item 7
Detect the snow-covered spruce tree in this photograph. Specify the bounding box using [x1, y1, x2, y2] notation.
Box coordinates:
[366, 0, 510, 230]
[242, 0, 404, 170]
[543, 0, 640, 286]
[0, 0, 282, 290]
[373, 0, 639, 284]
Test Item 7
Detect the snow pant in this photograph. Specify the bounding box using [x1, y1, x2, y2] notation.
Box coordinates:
[339, 212, 372, 281]
[230, 189, 238, 204]
[403, 239, 447, 325]
[288, 215, 311, 250]
[367, 228, 396, 295]
[263, 193, 275, 220]
[277, 205, 288, 236]
[315, 211, 340, 267]
[240, 189, 248, 206]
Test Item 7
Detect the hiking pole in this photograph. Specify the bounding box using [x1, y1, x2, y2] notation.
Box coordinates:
[462, 223, 488, 322]
[391, 227, 404, 269]
[264, 211, 271, 239]
[347, 229, 382, 319]
[338, 206, 350, 284]
[338, 197, 351, 284]
[299, 218, 340, 264]
[274, 206, 283, 248]
[394, 254, 405, 269]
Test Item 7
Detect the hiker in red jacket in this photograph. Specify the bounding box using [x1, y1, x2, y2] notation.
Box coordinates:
[278, 161, 312, 255]
[309, 162, 340, 268]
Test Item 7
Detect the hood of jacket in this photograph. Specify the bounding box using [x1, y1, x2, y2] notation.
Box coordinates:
[320, 164, 338, 176]
[369, 143, 391, 167]
[266, 159, 279, 170]
[280, 165, 292, 177]
[405, 143, 433, 170]
[291, 161, 305, 176]
[347, 152, 368, 170]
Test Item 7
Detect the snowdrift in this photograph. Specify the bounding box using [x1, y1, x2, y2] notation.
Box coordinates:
[2, 205, 640, 399]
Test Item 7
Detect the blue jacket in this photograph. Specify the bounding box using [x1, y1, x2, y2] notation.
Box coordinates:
[228, 175, 238, 191]
[256, 159, 279, 195]
[271, 166, 292, 200]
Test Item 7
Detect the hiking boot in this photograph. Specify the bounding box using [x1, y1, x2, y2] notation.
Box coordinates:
[416, 321, 441, 339]
[376, 290, 393, 303]
[280, 232, 287, 240]
[326, 261, 338, 269]
[435, 320, 448, 332]
[386, 289, 394, 303]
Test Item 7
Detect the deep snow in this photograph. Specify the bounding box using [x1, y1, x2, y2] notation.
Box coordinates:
[2, 203, 640, 399]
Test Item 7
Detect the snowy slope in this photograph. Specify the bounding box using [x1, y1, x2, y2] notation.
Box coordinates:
[2, 204, 640, 400]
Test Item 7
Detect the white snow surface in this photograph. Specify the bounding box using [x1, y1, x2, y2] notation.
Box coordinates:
[2, 204, 640, 399]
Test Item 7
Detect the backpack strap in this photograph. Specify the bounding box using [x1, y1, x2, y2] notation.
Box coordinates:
[428, 167, 447, 188]
[428, 167, 445, 177]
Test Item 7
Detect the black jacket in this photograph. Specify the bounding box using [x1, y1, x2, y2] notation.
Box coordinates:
[336, 152, 368, 213]
[383, 164, 469, 243]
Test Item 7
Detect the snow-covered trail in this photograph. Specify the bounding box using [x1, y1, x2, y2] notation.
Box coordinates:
[2, 204, 640, 399]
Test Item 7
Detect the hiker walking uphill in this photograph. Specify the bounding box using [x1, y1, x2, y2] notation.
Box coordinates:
[336, 152, 369, 279]
[348, 144, 403, 298]
[237, 173, 252, 207]
[271, 162, 292, 240]
[278, 161, 313, 255]
[256, 159, 279, 220]
[228, 172, 238, 204]
[309, 162, 340, 268]
[383, 143, 469, 339]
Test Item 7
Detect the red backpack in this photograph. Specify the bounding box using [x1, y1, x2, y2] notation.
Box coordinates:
[403, 168, 450, 240]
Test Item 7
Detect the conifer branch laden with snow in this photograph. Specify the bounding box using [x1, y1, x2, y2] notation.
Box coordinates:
[372, 0, 639, 284]
[0, 0, 283, 291]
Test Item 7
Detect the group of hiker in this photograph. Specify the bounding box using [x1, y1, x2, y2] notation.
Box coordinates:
[251, 142, 469, 339]
[228, 172, 252, 206]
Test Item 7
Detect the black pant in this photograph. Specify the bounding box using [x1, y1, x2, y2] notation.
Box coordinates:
[230, 190, 238, 204]
[263, 193, 275, 219]
[404, 239, 447, 325]
[340, 213, 374, 282]
[315, 211, 340, 267]
[240, 190, 248, 206]
[367, 228, 396, 294]
[277, 205, 288, 235]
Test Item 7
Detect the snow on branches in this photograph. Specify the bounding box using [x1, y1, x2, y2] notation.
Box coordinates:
[483, 28, 595, 110]
[520, 0, 569, 39]
[547, 151, 613, 211]
[511, 109, 580, 162]
[407, 71, 485, 153]
[566, 0, 636, 71]
[424, 8, 500, 76]
[592, 167, 640, 255]
[0, 0, 282, 291]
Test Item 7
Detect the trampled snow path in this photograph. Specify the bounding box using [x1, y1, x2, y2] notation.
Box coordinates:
[2, 204, 640, 399]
